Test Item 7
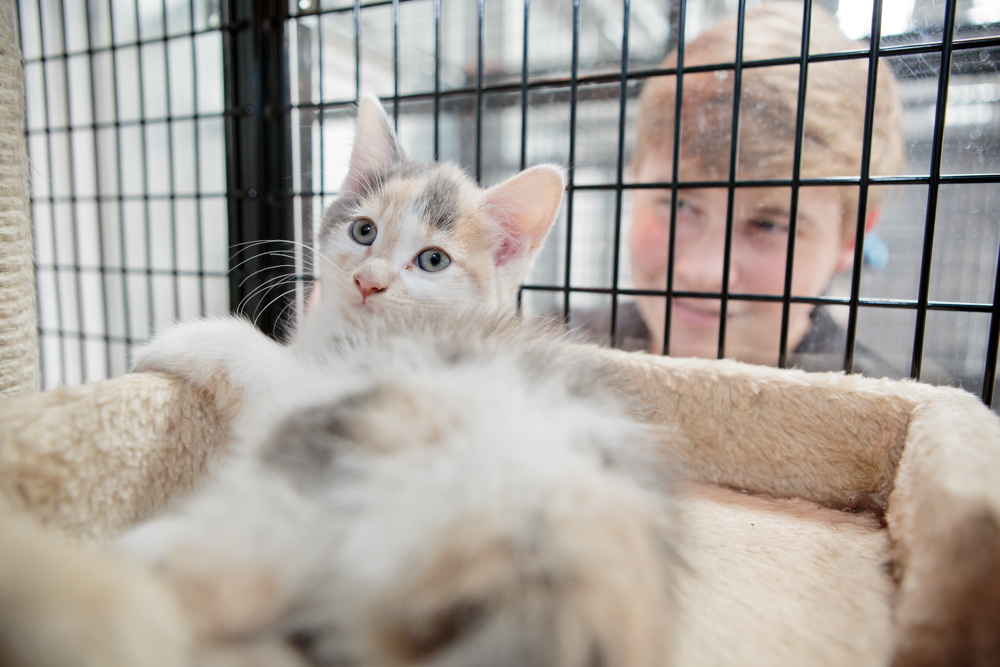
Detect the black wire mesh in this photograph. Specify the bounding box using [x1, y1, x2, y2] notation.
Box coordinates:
[20, 0, 230, 388]
[20, 0, 1000, 409]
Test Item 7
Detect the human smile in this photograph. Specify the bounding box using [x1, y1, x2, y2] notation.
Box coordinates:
[671, 298, 729, 327]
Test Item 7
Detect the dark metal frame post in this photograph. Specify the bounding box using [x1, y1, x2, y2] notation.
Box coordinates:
[222, 0, 295, 339]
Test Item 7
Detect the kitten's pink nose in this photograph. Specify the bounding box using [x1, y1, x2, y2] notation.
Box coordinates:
[355, 274, 386, 299]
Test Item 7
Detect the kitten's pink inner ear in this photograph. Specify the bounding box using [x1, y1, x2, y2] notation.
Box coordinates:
[343, 95, 403, 196]
[306, 282, 321, 315]
[485, 165, 566, 267]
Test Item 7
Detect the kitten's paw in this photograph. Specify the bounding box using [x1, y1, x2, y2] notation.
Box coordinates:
[133, 317, 287, 416]
[0, 514, 192, 667]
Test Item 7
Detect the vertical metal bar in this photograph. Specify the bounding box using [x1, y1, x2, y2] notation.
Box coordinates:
[317, 7, 325, 200]
[845, 0, 887, 373]
[56, 0, 89, 381]
[608, 0, 630, 346]
[777, 0, 813, 368]
[474, 0, 483, 183]
[189, 0, 205, 315]
[519, 0, 528, 171]
[160, 0, 180, 321]
[433, 0, 440, 161]
[83, 0, 113, 379]
[515, 0, 530, 314]
[107, 0, 134, 354]
[982, 242, 1000, 406]
[132, 0, 156, 340]
[314, 10, 323, 312]
[296, 19, 314, 311]
[392, 0, 399, 128]
[221, 0, 245, 319]
[562, 0, 580, 321]
[717, 0, 747, 359]
[909, 0, 957, 380]
[354, 0, 360, 101]
[662, 0, 686, 356]
[35, 0, 66, 385]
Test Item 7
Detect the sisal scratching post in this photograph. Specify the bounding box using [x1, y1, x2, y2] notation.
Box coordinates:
[0, 0, 38, 397]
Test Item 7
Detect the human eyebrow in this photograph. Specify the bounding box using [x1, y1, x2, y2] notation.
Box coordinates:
[751, 205, 818, 228]
[751, 205, 792, 219]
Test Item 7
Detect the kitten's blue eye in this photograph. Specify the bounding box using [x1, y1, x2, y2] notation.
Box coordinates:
[350, 218, 377, 246]
[416, 248, 451, 272]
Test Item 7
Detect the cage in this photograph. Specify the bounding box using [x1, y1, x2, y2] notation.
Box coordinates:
[17, 0, 1000, 407]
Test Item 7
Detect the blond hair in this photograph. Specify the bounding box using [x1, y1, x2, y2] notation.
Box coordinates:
[634, 2, 906, 234]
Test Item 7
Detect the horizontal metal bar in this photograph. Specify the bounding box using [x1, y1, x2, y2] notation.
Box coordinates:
[519, 283, 994, 312]
[32, 193, 227, 204]
[574, 174, 1000, 190]
[283, 170, 999, 199]
[38, 328, 145, 345]
[23, 23, 239, 65]
[35, 263, 228, 278]
[290, 0, 429, 18]
[26, 111, 231, 135]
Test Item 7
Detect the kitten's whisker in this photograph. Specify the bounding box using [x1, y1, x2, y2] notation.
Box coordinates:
[228, 239, 332, 279]
[240, 275, 300, 307]
[228, 251, 303, 277]
[236, 272, 299, 313]
[229, 239, 321, 264]
[253, 288, 298, 330]
[227, 239, 299, 263]
[238, 276, 300, 315]
[238, 263, 299, 288]
[272, 298, 302, 341]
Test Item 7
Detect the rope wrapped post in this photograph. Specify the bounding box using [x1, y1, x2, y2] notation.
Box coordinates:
[0, 0, 38, 397]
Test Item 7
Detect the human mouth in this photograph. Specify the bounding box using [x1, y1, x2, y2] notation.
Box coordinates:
[671, 299, 729, 327]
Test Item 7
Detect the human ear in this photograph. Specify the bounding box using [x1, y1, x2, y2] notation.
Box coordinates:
[834, 208, 882, 273]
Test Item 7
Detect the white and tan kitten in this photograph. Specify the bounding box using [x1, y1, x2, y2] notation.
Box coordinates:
[296, 96, 564, 349]
[134, 96, 565, 410]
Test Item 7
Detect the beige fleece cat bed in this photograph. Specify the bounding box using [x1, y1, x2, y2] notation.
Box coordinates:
[2, 350, 1000, 667]
[1, 3, 998, 663]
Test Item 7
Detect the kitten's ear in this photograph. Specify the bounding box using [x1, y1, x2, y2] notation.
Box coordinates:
[484, 164, 566, 278]
[343, 95, 404, 196]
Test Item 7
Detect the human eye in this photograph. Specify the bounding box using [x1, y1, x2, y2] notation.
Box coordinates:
[654, 194, 695, 217]
[748, 217, 789, 235]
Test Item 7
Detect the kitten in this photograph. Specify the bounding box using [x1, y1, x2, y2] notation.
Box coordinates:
[119, 310, 679, 667]
[133, 96, 565, 414]
[295, 96, 565, 351]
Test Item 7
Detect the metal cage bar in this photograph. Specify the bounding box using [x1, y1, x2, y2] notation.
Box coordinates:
[20, 0, 1000, 409]
[910, 0, 958, 381]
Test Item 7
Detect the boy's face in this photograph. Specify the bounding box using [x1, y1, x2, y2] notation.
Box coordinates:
[630, 154, 855, 365]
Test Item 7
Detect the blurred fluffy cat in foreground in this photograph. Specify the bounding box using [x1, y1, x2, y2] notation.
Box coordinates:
[122, 311, 679, 667]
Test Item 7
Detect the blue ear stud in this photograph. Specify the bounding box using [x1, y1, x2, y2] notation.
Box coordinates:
[863, 232, 889, 269]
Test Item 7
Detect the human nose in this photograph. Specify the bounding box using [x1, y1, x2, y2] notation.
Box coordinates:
[674, 223, 735, 292]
